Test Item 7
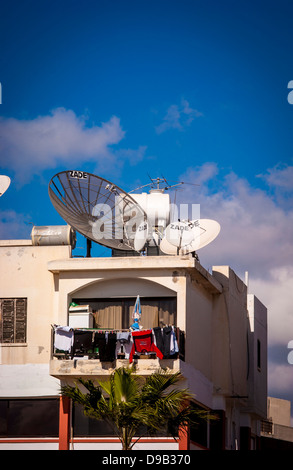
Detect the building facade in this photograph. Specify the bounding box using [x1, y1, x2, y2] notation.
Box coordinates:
[260, 397, 293, 449]
[0, 229, 267, 450]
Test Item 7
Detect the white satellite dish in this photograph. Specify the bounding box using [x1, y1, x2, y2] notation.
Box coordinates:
[159, 236, 179, 255]
[134, 221, 149, 251]
[161, 219, 220, 255]
[191, 219, 221, 250]
[165, 220, 200, 248]
[0, 175, 11, 197]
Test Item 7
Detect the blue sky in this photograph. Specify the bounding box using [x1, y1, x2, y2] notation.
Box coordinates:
[1, 0, 293, 414]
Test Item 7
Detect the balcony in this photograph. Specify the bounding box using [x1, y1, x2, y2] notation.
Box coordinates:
[50, 325, 185, 379]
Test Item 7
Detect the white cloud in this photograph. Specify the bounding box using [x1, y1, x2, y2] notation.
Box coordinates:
[0, 108, 145, 183]
[257, 163, 293, 209]
[155, 99, 203, 134]
[258, 163, 293, 192]
[251, 267, 293, 346]
[268, 363, 293, 399]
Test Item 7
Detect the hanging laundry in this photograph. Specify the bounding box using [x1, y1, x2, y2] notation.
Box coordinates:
[153, 327, 164, 353]
[153, 326, 179, 359]
[115, 332, 133, 359]
[54, 326, 74, 352]
[178, 329, 185, 361]
[170, 327, 179, 356]
[93, 331, 117, 362]
[72, 330, 93, 356]
[129, 329, 163, 363]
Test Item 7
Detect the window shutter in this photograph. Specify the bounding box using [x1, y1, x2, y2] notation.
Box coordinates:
[0, 299, 27, 343]
[1, 299, 14, 343]
[15, 298, 27, 343]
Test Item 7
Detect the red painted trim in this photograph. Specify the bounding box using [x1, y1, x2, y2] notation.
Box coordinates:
[0, 437, 177, 446]
[59, 396, 70, 450]
[70, 437, 175, 444]
[178, 425, 190, 450]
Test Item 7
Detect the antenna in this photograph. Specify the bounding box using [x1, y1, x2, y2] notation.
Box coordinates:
[0, 175, 11, 197]
[129, 177, 199, 194]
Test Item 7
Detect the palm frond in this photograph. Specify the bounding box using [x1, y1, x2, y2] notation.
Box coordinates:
[61, 367, 208, 450]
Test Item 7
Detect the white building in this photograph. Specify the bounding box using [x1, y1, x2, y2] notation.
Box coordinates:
[0, 228, 267, 450]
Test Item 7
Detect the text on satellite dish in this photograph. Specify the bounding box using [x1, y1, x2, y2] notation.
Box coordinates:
[170, 220, 199, 231]
[69, 170, 88, 179]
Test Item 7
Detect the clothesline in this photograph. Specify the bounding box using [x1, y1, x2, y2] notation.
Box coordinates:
[52, 325, 177, 333]
[53, 325, 182, 362]
[52, 325, 132, 332]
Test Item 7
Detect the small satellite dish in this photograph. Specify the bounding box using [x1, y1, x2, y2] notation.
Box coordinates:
[134, 221, 149, 251]
[161, 219, 220, 255]
[159, 236, 178, 255]
[0, 175, 11, 197]
[48, 171, 148, 252]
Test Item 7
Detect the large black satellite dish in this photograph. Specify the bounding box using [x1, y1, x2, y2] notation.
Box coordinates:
[48, 170, 148, 252]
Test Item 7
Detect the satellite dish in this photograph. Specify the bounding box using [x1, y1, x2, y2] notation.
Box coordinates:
[159, 236, 178, 255]
[161, 219, 221, 255]
[0, 175, 11, 197]
[48, 170, 148, 252]
[191, 219, 221, 250]
[134, 221, 149, 251]
[165, 220, 199, 248]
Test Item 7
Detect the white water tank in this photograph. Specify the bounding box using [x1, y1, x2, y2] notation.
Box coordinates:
[132, 190, 170, 228]
[31, 225, 76, 248]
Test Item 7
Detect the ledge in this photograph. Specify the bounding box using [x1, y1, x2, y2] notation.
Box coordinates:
[48, 254, 197, 272]
[49, 357, 181, 379]
[47, 254, 222, 294]
[0, 239, 32, 246]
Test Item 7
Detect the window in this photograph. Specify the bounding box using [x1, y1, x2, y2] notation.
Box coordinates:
[72, 297, 176, 330]
[0, 398, 59, 437]
[73, 403, 116, 437]
[0, 298, 27, 343]
[190, 403, 209, 448]
[72, 402, 177, 438]
[257, 339, 261, 370]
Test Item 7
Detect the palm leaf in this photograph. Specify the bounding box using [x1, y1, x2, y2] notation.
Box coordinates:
[61, 367, 208, 450]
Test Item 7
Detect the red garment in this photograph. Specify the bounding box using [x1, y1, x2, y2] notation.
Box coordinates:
[129, 329, 163, 363]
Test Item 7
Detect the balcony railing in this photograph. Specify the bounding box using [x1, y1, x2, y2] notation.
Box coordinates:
[51, 325, 185, 364]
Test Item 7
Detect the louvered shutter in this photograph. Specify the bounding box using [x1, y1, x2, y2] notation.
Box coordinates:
[0, 298, 27, 343]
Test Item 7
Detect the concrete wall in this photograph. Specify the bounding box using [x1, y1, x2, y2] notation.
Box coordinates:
[212, 266, 248, 399]
[185, 273, 213, 380]
[0, 241, 71, 397]
[247, 294, 268, 418]
[268, 397, 291, 427]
